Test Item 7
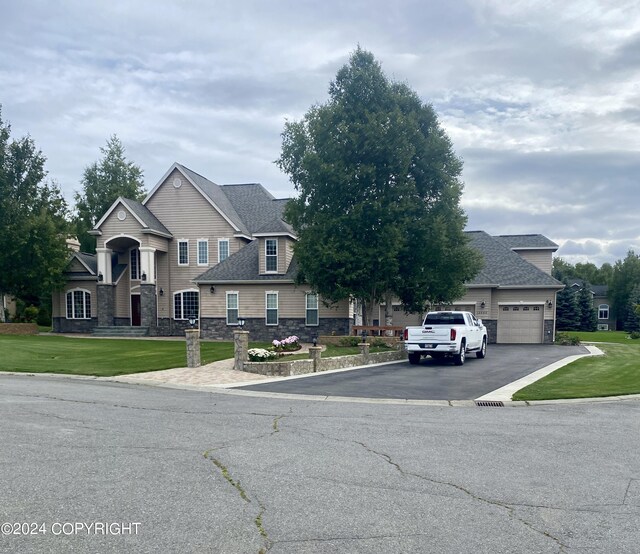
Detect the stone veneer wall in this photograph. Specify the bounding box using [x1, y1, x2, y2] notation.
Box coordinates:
[52, 317, 98, 333]
[244, 349, 406, 377]
[200, 317, 351, 342]
[544, 320, 554, 344]
[140, 284, 157, 333]
[96, 285, 114, 327]
[483, 319, 497, 344]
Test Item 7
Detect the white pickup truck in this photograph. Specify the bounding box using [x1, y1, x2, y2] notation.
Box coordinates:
[404, 311, 487, 366]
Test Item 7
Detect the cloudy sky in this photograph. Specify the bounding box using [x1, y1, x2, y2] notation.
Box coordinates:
[2, 0, 639, 265]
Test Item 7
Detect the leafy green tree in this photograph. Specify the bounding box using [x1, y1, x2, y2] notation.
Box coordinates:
[552, 257, 576, 282]
[555, 282, 580, 331]
[576, 281, 597, 331]
[610, 251, 640, 330]
[74, 135, 145, 252]
[0, 107, 71, 316]
[277, 48, 482, 324]
[623, 284, 640, 332]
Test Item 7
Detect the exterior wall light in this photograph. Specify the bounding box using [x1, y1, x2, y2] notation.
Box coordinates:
[141, 272, 147, 282]
[210, 286, 215, 294]
[97, 272, 103, 282]
[546, 300, 553, 308]
[238, 318, 245, 329]
[480, 300, 486, 308]
[159, 288, 164, 296]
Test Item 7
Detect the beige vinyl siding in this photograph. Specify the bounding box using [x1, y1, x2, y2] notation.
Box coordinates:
[96, 203, 143, 249]
[285, 238, 295, 272]
[68, 258, 90, 273]
[145, 168, 239, 294]
[147, 235, 169, 252]
[156, 252, 170, 318]
[201, 284, 349, 319]
[512, 249, 553, 274]
[491, 289, 556, 320]
[458, 288, 493, 320]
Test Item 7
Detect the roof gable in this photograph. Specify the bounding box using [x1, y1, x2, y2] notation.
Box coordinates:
[143, 163, 250, 236]
[466, 232, 563, 288]
[92, 197, 171, 237]
[495, 234, 558, 250]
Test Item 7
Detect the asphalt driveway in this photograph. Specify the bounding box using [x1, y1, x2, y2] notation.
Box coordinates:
[239, 344, 589, 400]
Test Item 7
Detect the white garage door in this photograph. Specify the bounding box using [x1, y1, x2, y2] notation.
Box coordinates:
[497, 305, 544, 344]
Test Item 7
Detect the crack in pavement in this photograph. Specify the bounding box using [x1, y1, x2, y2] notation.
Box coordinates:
[273, 530, 434, 546]
[293, 425, 569, 553]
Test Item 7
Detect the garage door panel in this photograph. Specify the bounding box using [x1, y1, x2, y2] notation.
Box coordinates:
[498, 305, 543, 344]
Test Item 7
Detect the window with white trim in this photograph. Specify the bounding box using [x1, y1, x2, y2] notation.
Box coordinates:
[66, 289, 91, 319]
[218, 239, 229, 263]
[226, 292, 239, 325]
[130, 248, 141, 280]
[598, 304, 609, 320]
[306, 293, 319, 326]
[266, 292, 278, 325]
[174, 290, 199, 320]
[197, 239, 209, 266]
[178, 240, 189, 266]
[265, 239, 278, 272]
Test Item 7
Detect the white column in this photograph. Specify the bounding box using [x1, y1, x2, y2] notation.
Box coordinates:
[139, 247, 156, 284]
[96, 248, 113, 283]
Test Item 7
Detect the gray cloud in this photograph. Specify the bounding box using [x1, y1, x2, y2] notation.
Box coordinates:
[1, 0, 640, 266]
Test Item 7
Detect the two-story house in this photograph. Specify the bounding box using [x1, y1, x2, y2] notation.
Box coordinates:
[53, 162, 563, 343]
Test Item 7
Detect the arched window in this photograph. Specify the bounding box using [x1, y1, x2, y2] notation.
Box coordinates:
[66, 289, 91, 319]
[174, 289, 199, 320]
[598, 304, 609, 320]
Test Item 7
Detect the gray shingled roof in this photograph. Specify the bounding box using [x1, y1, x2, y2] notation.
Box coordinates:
[75, 252, 97, 274]
[194, 240, 298, 283]
[178, 164, 251, 236]
[121, 198, 172, 237]
[495, 234, 558, 249]
[220, 184, 294, 235]
[570, 278, 609, 296]
[466, 231, 563, 287]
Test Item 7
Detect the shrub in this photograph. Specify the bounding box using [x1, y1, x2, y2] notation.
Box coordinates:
[248, 348, 278, 362]
[369, 337, 393, 348]
[338, 336, 360, 347]
[630, 331, 640, 340]
[24, 306, 39, 323]
[555, 332, 581, 346]
[37, 306, 51, 327]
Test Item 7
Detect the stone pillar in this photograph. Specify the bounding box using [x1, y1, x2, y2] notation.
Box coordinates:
[358, 342, 370, 364]
[185, 329, 201, 368]
[308, 346, 322, 372]
[233, 330, 249, 371]
[97, 284, 114, 327]
[140, 283, 157, 332]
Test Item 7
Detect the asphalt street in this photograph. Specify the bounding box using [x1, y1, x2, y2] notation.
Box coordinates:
[240, 345, 589, 400]
[1, 375, 638, 553]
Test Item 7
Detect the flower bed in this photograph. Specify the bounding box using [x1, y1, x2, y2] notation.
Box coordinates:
[248, 348, 278, 362]
[272, 335, 301, 353]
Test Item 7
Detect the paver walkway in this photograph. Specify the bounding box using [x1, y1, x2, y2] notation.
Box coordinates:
[113, 344, 321, 387]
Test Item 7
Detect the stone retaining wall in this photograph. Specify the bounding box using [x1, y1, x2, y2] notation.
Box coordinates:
[244, 349, 406, 377]
[0, 323, 39, 335]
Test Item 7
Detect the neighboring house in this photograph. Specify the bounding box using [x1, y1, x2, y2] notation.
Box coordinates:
[1, 293, 17, 322]
[375, 233, 564, 344]
[53, 162, 563, 344]
[568, 279, 615, 331]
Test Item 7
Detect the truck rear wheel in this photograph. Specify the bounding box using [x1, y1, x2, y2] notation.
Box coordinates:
[408, 353, 421, 365]
[453, 341, 466, 366]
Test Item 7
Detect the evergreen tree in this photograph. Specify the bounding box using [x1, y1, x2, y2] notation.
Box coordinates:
[576, 282, 597, 331]
[74, 135, 145, 252]
[623, 284, 640, 332]
[555, 282, 580, 331]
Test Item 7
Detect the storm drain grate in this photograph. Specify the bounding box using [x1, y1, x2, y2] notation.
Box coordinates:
[475, 400, 505, 407]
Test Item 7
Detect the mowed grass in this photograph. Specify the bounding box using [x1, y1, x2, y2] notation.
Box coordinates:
[0, 335, 257, 377]
[563, 330, 635, 344]
[513, 339, 640, 400]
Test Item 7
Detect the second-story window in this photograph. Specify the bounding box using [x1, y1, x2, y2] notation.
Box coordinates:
[265, 239, 278, 272]
[598, 304, 609, 320]
[218, 239, 229, 263]
[178, 240, 189, 266]
[130, 248, 141, 280]
[197, 239, 208, 266]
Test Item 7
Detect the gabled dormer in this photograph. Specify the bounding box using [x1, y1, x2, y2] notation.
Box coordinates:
[494, 234, 558, 275]
[254, 219, 297, 275]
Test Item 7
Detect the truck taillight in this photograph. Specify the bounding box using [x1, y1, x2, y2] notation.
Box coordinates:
[450, 328, 456, 341]
[403, 329, 408, 340]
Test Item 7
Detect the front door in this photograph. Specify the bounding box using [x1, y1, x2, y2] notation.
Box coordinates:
[131, 295, 141, 326]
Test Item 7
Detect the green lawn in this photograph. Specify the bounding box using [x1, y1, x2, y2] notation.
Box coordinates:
[562, 330, 636, 344]
[0, 335, 265, 377]
[513, 341, 640, 401]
